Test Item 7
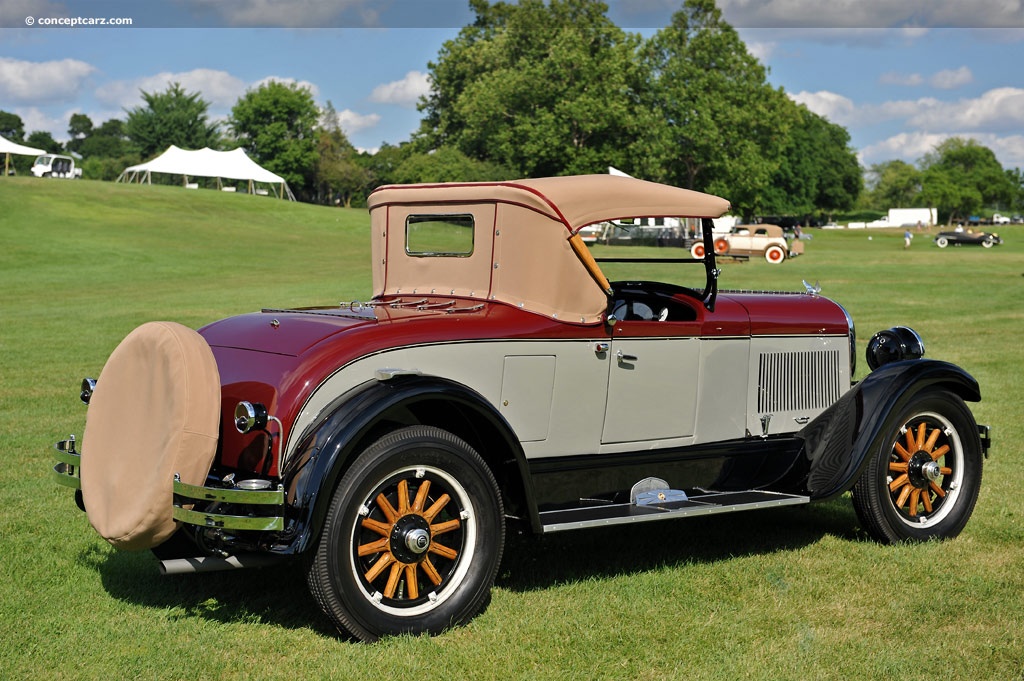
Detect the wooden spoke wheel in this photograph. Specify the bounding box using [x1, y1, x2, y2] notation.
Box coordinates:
[853, 390, 982, 543]
[308, 426, 504, 641]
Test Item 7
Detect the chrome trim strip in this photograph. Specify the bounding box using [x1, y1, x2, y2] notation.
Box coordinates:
[173, 478, 284, 505]
[171, 506, 284, 531]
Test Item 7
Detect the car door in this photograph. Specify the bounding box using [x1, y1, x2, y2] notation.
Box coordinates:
[601, 317, 701, 445]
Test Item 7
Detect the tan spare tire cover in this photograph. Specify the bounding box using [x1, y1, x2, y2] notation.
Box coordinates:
[81, 321, 220, 551]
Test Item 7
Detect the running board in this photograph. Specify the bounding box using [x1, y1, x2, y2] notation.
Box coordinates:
[539, 490, 810, 533]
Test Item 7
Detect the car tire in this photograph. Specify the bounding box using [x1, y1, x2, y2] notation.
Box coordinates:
[714, 238, 729, 254]
[851, 390, 982, 544]
[690, 242, 705, 259]
[982, 239, 994, 248]
[936, 237, 949, 248]
[764, 245, 786, 264]
[307, 425, 505, 641]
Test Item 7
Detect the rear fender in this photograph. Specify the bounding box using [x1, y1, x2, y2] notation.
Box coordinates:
[279, 375, 530, 555]
[801, 359, 981, 500]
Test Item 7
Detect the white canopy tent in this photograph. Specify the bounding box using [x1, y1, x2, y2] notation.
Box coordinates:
[1, 136, 45, 176]
[117, 145, 295, 200]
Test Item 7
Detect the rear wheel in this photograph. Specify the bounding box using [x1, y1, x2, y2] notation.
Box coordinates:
[307, 426, 505, 641]
[689, 242, 705, 259]
[852, 390, 982, 543]
[936, 236, 949, 248]
[982, 239, 994, 248]
[764, 245, 786, 264]
[713, 238, 729, 254]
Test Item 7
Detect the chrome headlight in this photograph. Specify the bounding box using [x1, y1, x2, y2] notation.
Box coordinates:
[234, 401, 268, 434]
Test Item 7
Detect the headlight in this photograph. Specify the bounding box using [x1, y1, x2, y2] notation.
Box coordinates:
[234, 401, 268, 434]
[865, 326, 925, 371]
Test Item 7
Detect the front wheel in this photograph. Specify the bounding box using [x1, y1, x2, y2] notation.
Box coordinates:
[764, 245, 786, 264]
[982, 239, 994, 248]
[689, 242, 705, 259]
[936, 236, 949, 248]
[852, 390, 982, 543]
[307, 426, 505, 641]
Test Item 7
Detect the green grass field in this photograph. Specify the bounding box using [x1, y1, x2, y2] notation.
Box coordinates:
[2, 178, 1022, 679]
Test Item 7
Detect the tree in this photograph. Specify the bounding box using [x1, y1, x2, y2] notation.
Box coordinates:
[125, 82, 219, 160]
[919, 138, 1014, 224]
[391, 146, 516, 184]
[764, 105, 862, 218]
[66, 113, 94, 154]
[314, 101, 371, 207]
[638, 0, 796, 216]
[867, 159, 922, 209]
[25, 130, 62, 153]
[0, 110, 25, 141]
[419, 0, 650, 177]
[230, 80, 319, 197]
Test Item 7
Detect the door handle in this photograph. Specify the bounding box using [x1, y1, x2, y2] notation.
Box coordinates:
[616, 350, 638, 363]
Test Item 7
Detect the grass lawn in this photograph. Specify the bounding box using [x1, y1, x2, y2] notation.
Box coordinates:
[2, 178, 1022, 679]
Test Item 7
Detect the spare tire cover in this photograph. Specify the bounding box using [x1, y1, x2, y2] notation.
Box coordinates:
[81, 321, 220, 551]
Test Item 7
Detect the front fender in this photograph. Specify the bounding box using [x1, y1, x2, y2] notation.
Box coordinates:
[801, 359, 981, 500]
[276, 375, 527, 555]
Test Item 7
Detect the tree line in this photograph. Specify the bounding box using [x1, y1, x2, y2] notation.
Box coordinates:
[3, 0, 1022, 221]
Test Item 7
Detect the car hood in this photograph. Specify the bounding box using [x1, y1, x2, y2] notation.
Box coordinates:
[200, 307, 379, 357]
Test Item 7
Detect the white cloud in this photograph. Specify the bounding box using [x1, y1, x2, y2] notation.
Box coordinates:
[0, 57, 96, 104]
[788, 90, 858, 124]
[182, 0, 380, 27]
[95, 69, 247, 110]
[249, 76, 321, 98]
[909, 87, 1024, 131]
[369, 71, 430, 108]
[717, 0, 1024, 29]
[861, 131, 1024, 169]
[745, 41, 777, 61]
[338, 109, 380, 134]
[929, 66, 972, 89]
[879, 71, 924, 86]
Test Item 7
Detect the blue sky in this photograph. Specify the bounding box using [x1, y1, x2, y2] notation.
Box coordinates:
[2, 0, 1023, 171]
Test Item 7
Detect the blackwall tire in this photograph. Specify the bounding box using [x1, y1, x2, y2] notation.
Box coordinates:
[690, 242, 705, 259]
[307, 425, 505, 641]
[764, 245, 786, 264]
[851, 390, 982, 544]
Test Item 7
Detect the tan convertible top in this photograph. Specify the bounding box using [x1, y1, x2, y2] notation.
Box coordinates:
[368, 175, 730, 324]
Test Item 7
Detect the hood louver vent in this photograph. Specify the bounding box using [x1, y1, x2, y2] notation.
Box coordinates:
[757, 350, 842, 414]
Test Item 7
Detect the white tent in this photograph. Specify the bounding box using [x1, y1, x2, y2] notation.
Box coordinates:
[117, 145, 294, 200]
[1, 136, 45, 176]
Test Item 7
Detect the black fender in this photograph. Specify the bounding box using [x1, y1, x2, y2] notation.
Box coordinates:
[800, 359, 981, 500]
[275, 375, 531, 555]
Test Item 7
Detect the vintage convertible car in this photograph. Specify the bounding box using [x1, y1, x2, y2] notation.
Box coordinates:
[934, 230, 1003, 248]
[53, 175, 989, 641]
[690, 223, 803, 263]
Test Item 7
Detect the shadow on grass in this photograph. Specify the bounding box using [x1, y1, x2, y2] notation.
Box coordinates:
[80, 496, 862, 635]
[497, 496, 862, 592]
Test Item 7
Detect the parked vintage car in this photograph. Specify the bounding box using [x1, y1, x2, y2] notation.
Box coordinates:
[691, 224, 802, 263]
[935, 230, 1003, 248]
[53, 175, 989, 641]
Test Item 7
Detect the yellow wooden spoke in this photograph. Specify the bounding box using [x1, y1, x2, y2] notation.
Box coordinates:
[421, 557, 443, 586]
[939, 466, 952, 475]
[929, 481, 946, 498]
[896, 484, 912, 509]
[357, 537, 389, 557]
[889, 473, 910, 492]
[908, 488, 921, 517]
[397, 479, 410, 515]
[384, 562, 402, 598]
[923, 427, 941, 453]
[922, 490, 933, 513]
[894, 443, 913, 462]
[412, 479, 431, 513]
[361, 517, 393, 538]
[904, 429, 917, 455]
[365, 552, 394, 583]
[430, 518, 461, 536]
[429, 542, 458, 561]
[404, 564, 419, 600]
[889, 462, 909, 473]
[423, 493, 451, 522]
[931, 444, 950, 461]
[915, 422, 928, 450]
[377, 492, 399, 524]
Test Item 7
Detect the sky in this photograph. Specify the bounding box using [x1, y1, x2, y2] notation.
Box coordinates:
[2, 0, 1023, 172]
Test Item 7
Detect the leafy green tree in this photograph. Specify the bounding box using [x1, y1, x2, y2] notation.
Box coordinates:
[919, 138, 1014, 224]
[80, 119, 130, 159]
[638, 0, 796, 216]
[867, 159, 922, 209]
[764, 105, 861, 218]
[357, 142, 418, 190]
[314, 101, 371, 207]
[1007, 167, 1024, 212]
[125, 82, 219, 159]
[420, 0, 650, 177]
[66, 113, 94, 154]
[230, 80, 319, 197]
[25, 130, 62, 153]
[391, 146, 516, 184]
[0, 110, 25, 141]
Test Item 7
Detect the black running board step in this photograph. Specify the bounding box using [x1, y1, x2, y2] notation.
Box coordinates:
[539, 490, 809, 533]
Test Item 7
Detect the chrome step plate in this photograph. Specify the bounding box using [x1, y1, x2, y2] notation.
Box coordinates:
[538, 490, 810, 533]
